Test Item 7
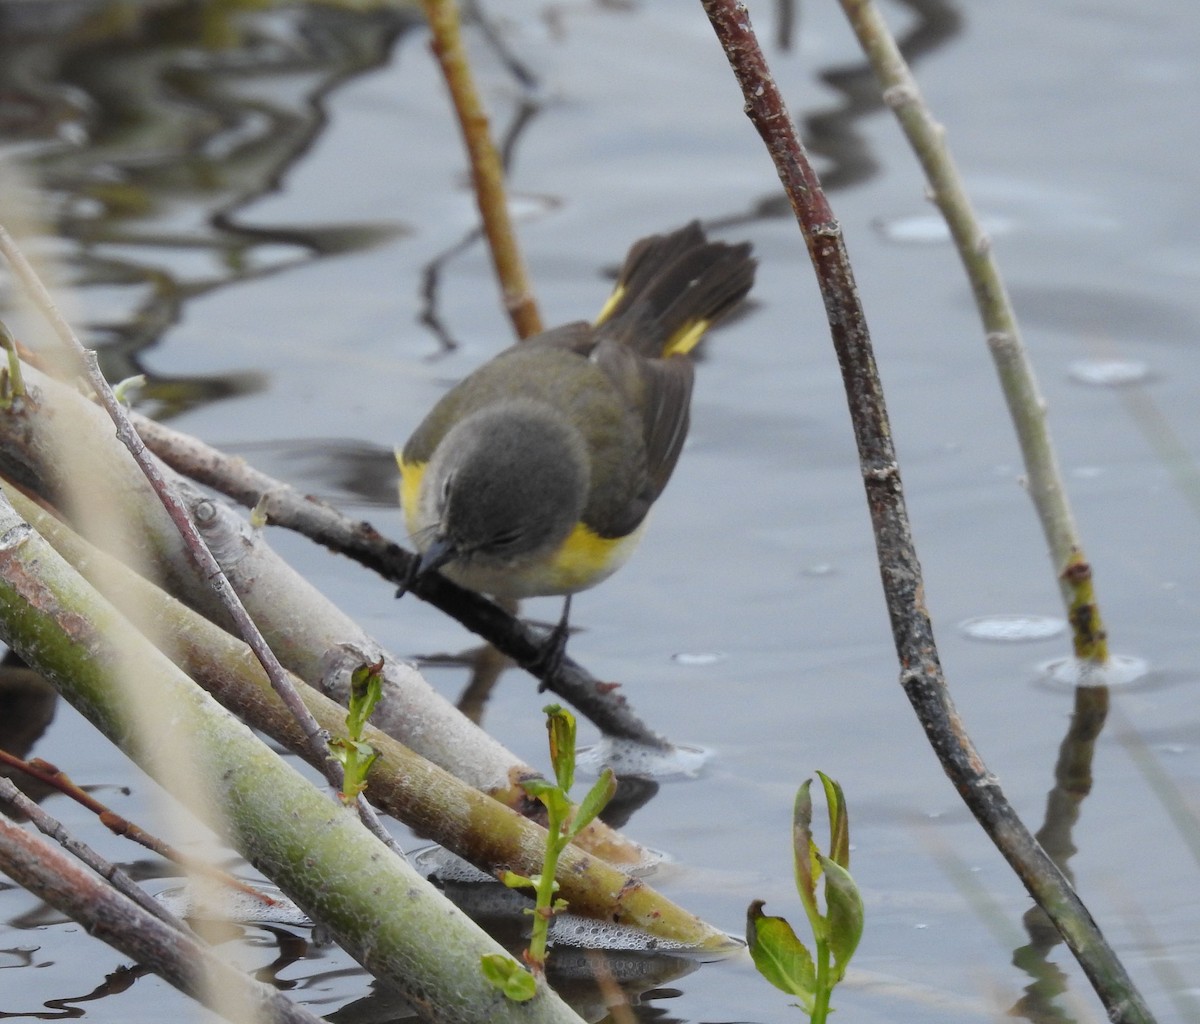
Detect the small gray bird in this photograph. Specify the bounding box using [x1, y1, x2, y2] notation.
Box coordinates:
[397, 222, 755, 637]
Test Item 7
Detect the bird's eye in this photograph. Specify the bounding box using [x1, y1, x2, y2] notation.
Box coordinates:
[489, 527, 524, 551]
[439, 472, 454, 508]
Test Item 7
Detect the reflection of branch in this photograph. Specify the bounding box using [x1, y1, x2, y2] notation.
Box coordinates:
[839, 0, 1108, 666]
[804, 0, 962, 193]
[1011, 685, 1110, 1022]
[698, 3, 1153, 1022]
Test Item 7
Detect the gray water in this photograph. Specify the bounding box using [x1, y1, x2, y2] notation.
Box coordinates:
[1, 0, 1198, 1020]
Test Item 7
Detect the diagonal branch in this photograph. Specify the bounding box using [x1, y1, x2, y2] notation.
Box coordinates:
[697, 2, 1153, 1021]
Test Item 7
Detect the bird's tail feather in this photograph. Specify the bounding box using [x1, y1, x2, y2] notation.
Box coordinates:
[594, 221, 756, 358]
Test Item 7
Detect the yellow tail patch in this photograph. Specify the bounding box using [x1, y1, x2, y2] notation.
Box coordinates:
[594, 281, 712, 358]
[662, 317, 712, 357]
[594, 283, 627, 326]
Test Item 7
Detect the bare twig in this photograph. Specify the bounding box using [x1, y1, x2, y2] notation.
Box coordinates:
[838, 0, 1108, 665]
[0, 811, 326, 1024]
[0, 777, 189, 933]
[0, 751, 276, 905]
[698, 2, 1153, 1021]
[0, 224, 399, 855]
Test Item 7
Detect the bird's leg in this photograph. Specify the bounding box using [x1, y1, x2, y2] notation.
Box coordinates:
[532, 594, 572, 691]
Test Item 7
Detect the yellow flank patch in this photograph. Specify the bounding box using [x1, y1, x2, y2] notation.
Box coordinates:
[663, 317, 712, 357]
[396, 451, 425, 536]
[543, 520, 644, 593]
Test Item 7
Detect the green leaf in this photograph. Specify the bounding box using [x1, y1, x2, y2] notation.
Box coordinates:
[817, 771, 850, 870]
[112, 374, 146, 406]
[818, 853, 864, 980]
[519, 777, 556, 800]
[346, 661, 384, 737]
[792, 779, 823, 933]
[746, 900, 816, 1009]
[568, 768, 616, 839]
[543, 704, 576, 792]
[499, 870, 534, 890]
[479, 953, 537, 1002]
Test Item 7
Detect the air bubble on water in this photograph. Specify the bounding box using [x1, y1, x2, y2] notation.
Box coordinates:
[873, 212, 1013, 244]
[671, 651, 726, 667]
[410, 846, 494, 883]
[1038, 653, 1151, 689]
[577, 737, 710, 780]
[959, 614, 1066, 643]
[801, 562, 837, 577]
[155, 883, 311, 926]
[1067, 359, 1151, 386]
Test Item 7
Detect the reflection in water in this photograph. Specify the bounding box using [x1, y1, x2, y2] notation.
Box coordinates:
[714, 0, 962, 228]
[1010, 684, 1109, 1023]
[0, 0, 418, 418]
[0, 651, 58, 807]
[804, 0, 962, 192]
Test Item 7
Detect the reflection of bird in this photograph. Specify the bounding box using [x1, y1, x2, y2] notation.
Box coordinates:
[397, 222, 755, 657]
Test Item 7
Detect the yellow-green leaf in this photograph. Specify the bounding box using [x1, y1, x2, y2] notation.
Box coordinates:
[479, 953, 536, 1002]
[746, 900, 816, 1009]
[818, 854, 864, 979]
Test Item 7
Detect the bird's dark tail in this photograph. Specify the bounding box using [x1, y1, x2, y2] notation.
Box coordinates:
[593, 220, 756, 358]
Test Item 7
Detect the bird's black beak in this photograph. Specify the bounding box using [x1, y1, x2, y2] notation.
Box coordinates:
[396, 535, 457, 599]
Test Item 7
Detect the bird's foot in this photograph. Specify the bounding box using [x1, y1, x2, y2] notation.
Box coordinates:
[531, 596, 572, 691]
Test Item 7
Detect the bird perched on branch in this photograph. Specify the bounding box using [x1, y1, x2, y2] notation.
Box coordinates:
[397, 221, 756, 664]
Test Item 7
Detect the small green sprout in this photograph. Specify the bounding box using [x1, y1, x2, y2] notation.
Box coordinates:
[327, 660, 384, 803]
[482, 703, 615, 998]
[748, 772, 864, 1023]
[112, 374, 146, 406]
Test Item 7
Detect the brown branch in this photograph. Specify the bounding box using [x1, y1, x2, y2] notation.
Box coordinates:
[698, 2, 1154, 1022]
[0, 812, 327, 1024]
[0, 752, 276, 907]
[419, 0, 542, 338]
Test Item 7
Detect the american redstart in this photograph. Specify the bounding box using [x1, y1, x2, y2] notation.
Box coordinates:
[397, 222, 755, 655]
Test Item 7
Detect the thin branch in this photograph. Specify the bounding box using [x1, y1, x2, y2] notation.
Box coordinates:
[0, 224, 399, 855]
[0, 777, 189, 934]
[0, 807, 327, 1024]
[419, 0, 542, 338]
[0, 751, 276, 906]
[698, 2, 1153, 1022]
[838, 0, 1107, 665]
